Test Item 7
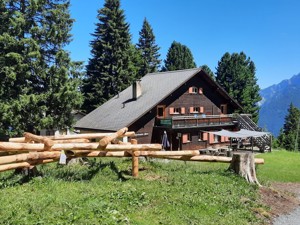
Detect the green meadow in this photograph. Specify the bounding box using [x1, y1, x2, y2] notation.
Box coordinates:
[0, 150, 298, 224]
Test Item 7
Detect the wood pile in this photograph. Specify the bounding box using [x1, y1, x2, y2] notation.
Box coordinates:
[0, 127, 264, 181]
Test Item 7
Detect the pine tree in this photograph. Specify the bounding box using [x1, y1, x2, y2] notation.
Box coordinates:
[136, 18, 161, 78]
[0, 0, 83, 136]
[216, 52, 261, 123]
[128, 44, 143, 80]
[162, 41, 196, 71]
[278, 103, 300, 151]
[82, 0, 134, 113]
[201, 64, 215, 79]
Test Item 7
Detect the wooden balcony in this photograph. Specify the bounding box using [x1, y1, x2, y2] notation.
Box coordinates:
[155, 114, 237, 129]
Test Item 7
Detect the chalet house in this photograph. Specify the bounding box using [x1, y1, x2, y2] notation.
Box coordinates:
[75, 68, 263, 150]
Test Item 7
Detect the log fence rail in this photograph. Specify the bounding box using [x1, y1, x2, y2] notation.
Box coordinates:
[0, 127, 264, 182]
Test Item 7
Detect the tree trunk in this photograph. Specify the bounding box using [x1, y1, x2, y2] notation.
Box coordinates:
[228, 153, 261, 186]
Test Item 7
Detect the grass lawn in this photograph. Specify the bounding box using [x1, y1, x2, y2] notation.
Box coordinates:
[0, 158, 264, 225]
[256, 150, 300, 183]
[0, 150, 298, 224]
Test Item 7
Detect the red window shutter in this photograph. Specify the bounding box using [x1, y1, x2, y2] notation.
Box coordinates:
[199, 88, 203, 94]
[200, 106, 204, 113]
[190, 107, 194, 113]
[203, 133, 208, 141]
[181, 107, 185, 114]
[182, 134, 188, 144]
[188, 87, 193, 93]
[221, 136, 225, 142]
[169, 107, 174, 114]
[209, 134, 214, 144]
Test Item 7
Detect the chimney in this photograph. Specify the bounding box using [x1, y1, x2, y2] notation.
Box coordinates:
[132, 80, 142, 100]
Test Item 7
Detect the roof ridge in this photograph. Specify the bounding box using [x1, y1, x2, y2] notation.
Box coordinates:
[146, 68, 200, 76]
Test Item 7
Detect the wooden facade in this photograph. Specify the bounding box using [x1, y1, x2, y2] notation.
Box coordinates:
[129, 72, 240, 150]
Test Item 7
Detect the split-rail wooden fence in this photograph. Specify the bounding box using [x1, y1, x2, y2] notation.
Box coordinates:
[0, 127, 264, 179]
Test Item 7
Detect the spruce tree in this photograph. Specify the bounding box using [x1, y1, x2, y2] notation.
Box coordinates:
[216, 52, 261, 123]
[162, 41, 196, 71]
[0, 0, 83, 136]
[82, 0, 134, 113]
[201, 64, 215, 79]
[128, 44, 143, 80]
[278, 103, 300, 151]
[136, 18, 161, 77]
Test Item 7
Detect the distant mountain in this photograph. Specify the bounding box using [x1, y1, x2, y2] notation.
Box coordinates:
[258, 73, 300, 137]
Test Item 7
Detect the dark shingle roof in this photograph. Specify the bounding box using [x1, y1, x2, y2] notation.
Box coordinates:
[75, 68, 203, 131]
[75, 68, 241, 131]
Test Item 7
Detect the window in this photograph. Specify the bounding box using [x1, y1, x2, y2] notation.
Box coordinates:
[220, 104, 227, 114]
[182, 133, 191, 144]
[174, 108, 181, 114]
[157, 105, 165, 118]
[214, 135, 221, 143]
[189, 86, 198, 94]
[170, 107, 186, 115]
[190, 107, 199, 113]
[198, 132, 203, 141]
[190, 106, 204, 113]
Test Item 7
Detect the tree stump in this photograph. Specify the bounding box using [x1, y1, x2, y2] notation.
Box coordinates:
[229, 153, 261, 186]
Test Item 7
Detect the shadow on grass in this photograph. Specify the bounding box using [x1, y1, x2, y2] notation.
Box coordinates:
[0, 168, 41, 189]
[0, 159, 131, 188]
[109, 161, 130, 181]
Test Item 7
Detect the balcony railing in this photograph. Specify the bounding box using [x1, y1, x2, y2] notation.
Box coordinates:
[156, 114, 237, 129]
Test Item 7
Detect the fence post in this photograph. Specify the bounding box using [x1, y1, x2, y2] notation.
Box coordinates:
[131, 139, 139, 177]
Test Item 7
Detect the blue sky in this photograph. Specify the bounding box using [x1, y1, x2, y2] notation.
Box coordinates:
[67, 0, 300, 89]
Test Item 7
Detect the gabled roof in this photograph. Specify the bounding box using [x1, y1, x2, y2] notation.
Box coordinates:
[75, 68, 242, 131]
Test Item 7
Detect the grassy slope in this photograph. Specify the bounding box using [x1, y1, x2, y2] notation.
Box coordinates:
[256, 150, 300, 183]
[0, 159, 263, 225]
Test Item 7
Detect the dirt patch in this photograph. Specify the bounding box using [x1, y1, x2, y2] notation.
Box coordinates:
[259, 182, 300, 224]
[271, 182, 300, 197]
[143, 174, 162, 181]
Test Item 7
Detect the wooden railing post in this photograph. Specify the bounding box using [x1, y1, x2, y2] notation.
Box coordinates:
[131, 139, 139, 177]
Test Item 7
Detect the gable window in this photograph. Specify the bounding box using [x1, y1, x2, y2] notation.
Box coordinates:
[169, 107, 186, 115]
[190, 106, 204, 113]
[188, 86, 198, 94]
[174, 108, 181, 114]
[220, 104, 227, 114]
[193, 107, 200, 113]
[157, 105, 165, 118]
